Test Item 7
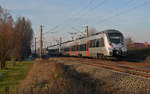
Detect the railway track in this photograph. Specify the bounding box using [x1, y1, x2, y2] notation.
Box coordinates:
[56, 57, 150, 79]
[80, 61, 150, 78]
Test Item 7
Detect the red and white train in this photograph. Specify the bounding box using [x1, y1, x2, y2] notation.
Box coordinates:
[48, 29, 127, 58]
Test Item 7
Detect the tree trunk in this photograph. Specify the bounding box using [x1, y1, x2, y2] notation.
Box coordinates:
[0, 61, 4, 69]
[0, 59, 6, 69]
[11, 58, 16, 66]
[0, 61, 2, 69]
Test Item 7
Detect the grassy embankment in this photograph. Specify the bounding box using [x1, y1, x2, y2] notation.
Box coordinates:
[0, 60, 34, 94]
[17, 59, 114, 94]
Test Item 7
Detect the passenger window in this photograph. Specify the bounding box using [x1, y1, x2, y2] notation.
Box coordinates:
[90, 40, 92, 48]
[72, 46, 73, 51]
[80, 45, 82, 51]
[84, 44, 86, 51]
[102, 38, 105, 47]
[72, 46, 75, 51]
[83, 44, 85, 51]
[99, 38, 105, 47]
[77, 45, 79, 51]
[96, 40, 99, 47]
[73, 46, 75, 51]
[93, 40, 96, 47]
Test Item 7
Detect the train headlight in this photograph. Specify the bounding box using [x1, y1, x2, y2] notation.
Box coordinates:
[122, 48, 127, 52]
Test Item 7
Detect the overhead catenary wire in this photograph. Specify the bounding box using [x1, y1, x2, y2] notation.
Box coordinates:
[63, 0, 150, 42]
[45, 0, 137, 40]
[73, 0, 136, 27]
[51, 0, 108, 38]
[71, 0, 138, 34]
[43, 0, 109, 37]
[43, 0, 95, 35]
[85, 0, 136, 18]
[71, 0, 109, 27]
[42, 0, 150, 46]
[42, 0, 98, 43]
[94, 0, 150, 26]
[34, 0, 141, 37]
[34, 0, 97, 48]
[43, 25, 59, 35]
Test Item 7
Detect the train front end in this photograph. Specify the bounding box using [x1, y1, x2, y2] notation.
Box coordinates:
[106, 30, 127, 56]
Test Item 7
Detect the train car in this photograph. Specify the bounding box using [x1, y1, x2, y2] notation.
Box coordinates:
[48, 44, 60, 56]
[48, 29, 127, 58]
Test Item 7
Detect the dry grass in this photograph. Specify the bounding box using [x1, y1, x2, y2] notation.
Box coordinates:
[17, 59, 110, 94]
[144, 56, 150, 63]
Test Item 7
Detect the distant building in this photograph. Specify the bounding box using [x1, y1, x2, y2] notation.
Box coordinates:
[127, 42, 150, 48]
[144, 42, 149, 47]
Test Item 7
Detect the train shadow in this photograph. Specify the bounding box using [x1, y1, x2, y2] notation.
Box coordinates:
[116, 47, 150, 63]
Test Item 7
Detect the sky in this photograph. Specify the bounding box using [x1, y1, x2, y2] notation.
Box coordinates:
[0, 0, 150, 45]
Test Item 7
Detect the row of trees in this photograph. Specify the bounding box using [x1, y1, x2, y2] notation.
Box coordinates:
[0, 6, 33, 69]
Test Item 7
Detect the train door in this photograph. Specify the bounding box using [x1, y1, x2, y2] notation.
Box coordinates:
[86, 40, 90, 56]
[63, 47, 65, 55]
[69, 43, 72, 56]
[75, 42, 78, 56]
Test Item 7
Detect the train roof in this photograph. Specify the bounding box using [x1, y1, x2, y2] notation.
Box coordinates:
[48, 44, 59, 48]
[48, 29, 121, 48]
[76, 29, 121, 40]
[95, 29, 121, 35]
[61, 40, 73, 44]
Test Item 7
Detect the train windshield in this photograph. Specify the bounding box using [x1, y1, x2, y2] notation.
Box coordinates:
[108, 33, 123, 44]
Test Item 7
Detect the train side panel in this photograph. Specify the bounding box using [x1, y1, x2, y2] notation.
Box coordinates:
[48, 29, 127, 58]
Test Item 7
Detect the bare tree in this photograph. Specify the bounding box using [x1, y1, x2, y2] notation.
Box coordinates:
[10, 31, 22, 65]
[0, 6, 33, 69]
[14, 17, 33, 59]
[126, 37, 134, 45]
[0, 7, 17, 69]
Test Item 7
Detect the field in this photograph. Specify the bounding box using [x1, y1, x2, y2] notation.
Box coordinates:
[0, 60, 34, 94]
